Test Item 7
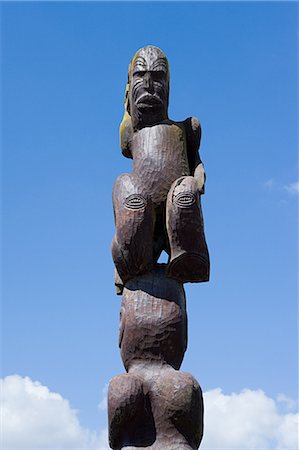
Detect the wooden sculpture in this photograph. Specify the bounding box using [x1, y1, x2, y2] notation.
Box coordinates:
[108, 45, 210, 450]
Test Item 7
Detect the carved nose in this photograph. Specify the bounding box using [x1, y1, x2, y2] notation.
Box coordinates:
[144, 73, 154, 92]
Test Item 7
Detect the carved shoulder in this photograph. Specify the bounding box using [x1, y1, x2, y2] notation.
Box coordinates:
[119, 112, 133, 159]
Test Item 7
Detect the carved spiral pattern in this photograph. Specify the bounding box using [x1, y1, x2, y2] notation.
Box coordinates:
[124, 194, 146, 210]
[173, 192, 196, 208]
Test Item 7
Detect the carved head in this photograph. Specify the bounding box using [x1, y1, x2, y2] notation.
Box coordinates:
[126, 46, 169, 129]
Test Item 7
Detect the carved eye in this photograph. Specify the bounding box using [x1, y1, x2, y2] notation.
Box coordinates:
[124, 194, 146, 210]
[151, 71, 165, 81]
[133, 70, 146, 78]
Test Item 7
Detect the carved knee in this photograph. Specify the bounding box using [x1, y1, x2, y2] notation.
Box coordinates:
[108, 373, 156, 449]
[151, 370, 203, 449]
[112, 175, 154, 284]
[166, 176, 209, 283]
[108, 373, 144, 449]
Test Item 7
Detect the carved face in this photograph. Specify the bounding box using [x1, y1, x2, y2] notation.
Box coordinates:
[128, 46, 169, 127]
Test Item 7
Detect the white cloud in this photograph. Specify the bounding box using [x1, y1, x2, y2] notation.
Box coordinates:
[1, 375, 298, 450]
[1, 375, 108, 449]
[284, 181, 299, 195]
[98, 428, 109, 450]
[263, 178, 275, 191]
[201, 388, 298, 450]
[98, 383, 108, 412]
[277, 393, 297, 411]
[263, 179, 299, 197]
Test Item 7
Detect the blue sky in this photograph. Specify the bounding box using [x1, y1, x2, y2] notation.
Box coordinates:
[1, 2, 298, 449]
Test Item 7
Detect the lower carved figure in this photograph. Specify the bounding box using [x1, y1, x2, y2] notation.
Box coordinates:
[108, 269, 203, 450]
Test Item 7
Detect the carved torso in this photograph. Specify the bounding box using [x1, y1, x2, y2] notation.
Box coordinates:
[131, 122, 190, 206]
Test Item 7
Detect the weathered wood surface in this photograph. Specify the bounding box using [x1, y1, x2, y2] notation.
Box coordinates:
[108, 45, 209, 450]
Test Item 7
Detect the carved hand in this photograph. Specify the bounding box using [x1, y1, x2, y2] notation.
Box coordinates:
[194, 163, 206, 195]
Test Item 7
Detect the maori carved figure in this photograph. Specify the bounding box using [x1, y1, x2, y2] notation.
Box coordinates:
[108, 46, 209, 450]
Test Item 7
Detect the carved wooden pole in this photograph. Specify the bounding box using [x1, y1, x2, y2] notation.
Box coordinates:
[108, 46, 210, 450]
